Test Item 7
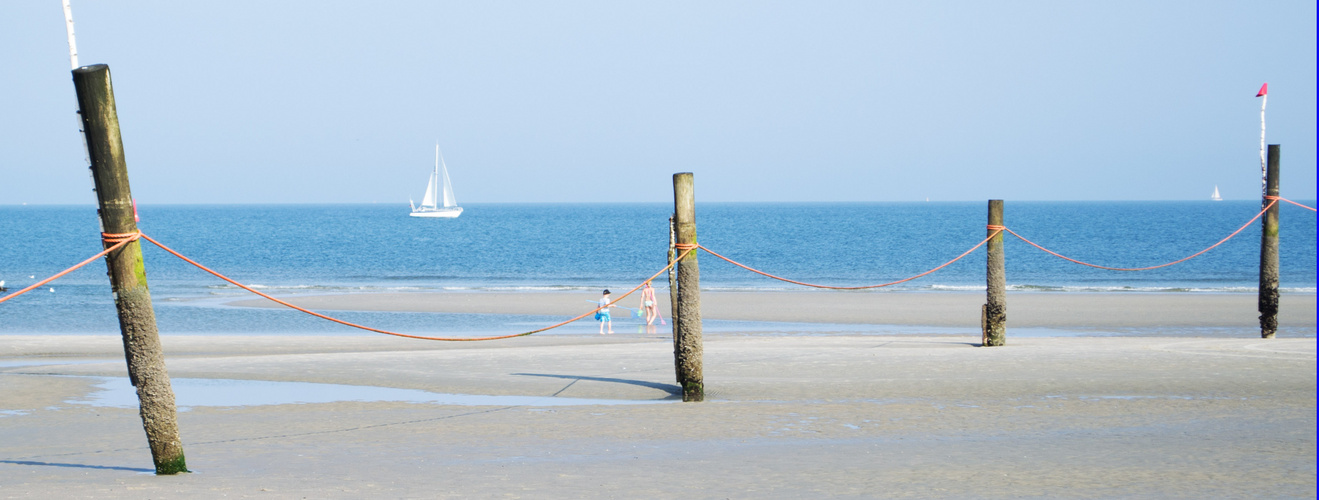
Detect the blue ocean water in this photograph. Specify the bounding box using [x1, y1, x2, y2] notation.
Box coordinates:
[0, 202, 1314, 336]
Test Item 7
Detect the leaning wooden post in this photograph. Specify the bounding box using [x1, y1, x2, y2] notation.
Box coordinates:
[667, 215, 679, 340]
[72, 64, 187, 475]
[983, 200, 1007, 346]
[672, 173, 704, 402]
[1259, 144, 1280, 339]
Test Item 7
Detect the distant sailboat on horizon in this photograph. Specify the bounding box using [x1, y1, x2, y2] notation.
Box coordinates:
[1211, 185, 1223, 202]
[409, 143, 463, 218]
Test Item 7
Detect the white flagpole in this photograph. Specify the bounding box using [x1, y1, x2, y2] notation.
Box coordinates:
[1259, 87, 1267, 198]
[62, 0, 79, 69]
[63, 0, 98, 212]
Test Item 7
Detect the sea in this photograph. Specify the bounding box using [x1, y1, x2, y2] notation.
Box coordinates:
[0, 202, 1314, 337]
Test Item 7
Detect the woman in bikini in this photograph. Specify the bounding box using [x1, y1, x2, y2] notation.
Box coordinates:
[639, 281, 661, 326]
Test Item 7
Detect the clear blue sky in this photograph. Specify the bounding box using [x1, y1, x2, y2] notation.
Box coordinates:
[2, 1, 1314, 204]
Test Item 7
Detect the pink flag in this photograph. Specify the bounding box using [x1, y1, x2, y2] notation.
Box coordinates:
[1256, 83, 1268, 97]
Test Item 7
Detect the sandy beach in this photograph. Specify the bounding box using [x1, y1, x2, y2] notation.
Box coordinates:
[230, 290, 1319, 330]
[1, 291, 1315, 498]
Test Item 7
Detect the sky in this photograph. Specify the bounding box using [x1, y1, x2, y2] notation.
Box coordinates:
[1, 1, 1315, 205]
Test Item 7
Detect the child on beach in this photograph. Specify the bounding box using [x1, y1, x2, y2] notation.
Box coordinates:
[596, 289, 613, 334]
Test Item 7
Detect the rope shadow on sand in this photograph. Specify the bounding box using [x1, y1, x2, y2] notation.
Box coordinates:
[0, 459, 154, 473]
[513, 373, 682, 398]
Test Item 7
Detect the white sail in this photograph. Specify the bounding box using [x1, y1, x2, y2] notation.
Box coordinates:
[420, 172, 438, 209]
[1211, 185, 1222, 201]
[440, 153, 457, 208]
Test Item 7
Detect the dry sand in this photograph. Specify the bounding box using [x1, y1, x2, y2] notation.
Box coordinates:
[1, 292, 1315, 498]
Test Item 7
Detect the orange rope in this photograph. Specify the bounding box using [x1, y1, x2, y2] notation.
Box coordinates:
[6, 197, 1306, 336]
[1003, 199, 1278, 271]
[101, 232, 142, 243]
[693, 231, 1000, 290]
[139, 232, 693, 341]
[1266, 195, 1317, 212]
[0, 233, 139, 305]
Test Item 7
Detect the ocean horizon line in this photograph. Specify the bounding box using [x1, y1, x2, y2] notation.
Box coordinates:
[4, 199, 1315, 208]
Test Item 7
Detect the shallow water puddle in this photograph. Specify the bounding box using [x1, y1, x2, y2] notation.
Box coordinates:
[68, 377, 672, 409]
[0, 359, 116, 369]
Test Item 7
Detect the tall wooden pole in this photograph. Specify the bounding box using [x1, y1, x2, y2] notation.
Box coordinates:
[668, 215, 679, 340]
[983, 200, 1006, 346]
[672, 173, 704, 402]
[72, 64, 187, 475]
[1258, 145, 1280, 339]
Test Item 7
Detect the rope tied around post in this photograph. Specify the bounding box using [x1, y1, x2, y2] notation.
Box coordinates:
[101, 232, 142, 244]
[674, 242, 699, 251]
[0, 233, 142, 305]
[1264, 195, 1317, 212]
[986, 225, 1006, 231]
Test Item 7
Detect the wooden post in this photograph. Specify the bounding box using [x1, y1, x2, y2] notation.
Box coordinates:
[72, 64, 187, 475]
[668, 215, 679, 341]
[983, 200, 1006, 346]
[1259, 144, 1280, 339]
[672, 173, 704, 402]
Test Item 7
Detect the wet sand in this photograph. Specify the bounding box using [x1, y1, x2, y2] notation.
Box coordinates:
[230, 290, 1318, 330]
[0, 292, 1315, 498]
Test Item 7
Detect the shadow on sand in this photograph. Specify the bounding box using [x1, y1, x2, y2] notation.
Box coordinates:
[513, 373, 682, 398]
[0, 459, 154, 473]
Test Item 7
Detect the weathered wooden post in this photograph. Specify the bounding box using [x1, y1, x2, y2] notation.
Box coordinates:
[672, 173, 704, 402]
[1259, 144, 1280, 339]
[72, 64, 187, 474]
[667, 215, 679, 340]
[983, 199, 1006, 346]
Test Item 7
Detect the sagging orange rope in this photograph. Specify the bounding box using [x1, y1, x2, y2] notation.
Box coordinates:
[1266, 195, 1317, 212]
[0, 233, 140, 305]
[1, 230, 692, 341]
[1003, 199, 1278, 271]
[691, 230, 1001, 290]
[138, 232, 693, 341]
[4, 198, 1305, 334]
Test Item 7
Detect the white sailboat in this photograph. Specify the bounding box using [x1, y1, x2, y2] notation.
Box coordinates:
[1211, 185, 1222, 201]
[409, 143, 463, 218]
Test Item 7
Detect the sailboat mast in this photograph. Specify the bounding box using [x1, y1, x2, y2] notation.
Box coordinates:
[433, 143, 441, 202]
